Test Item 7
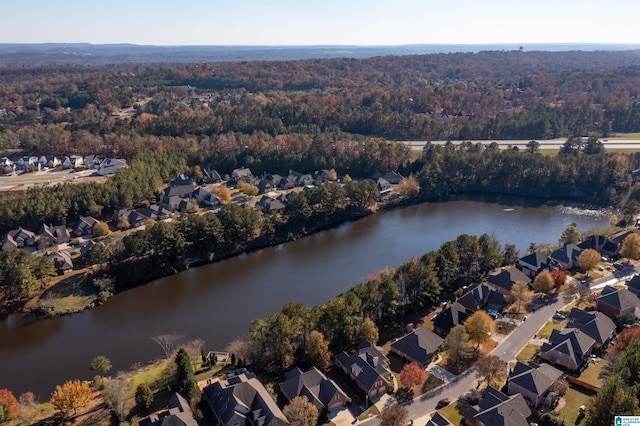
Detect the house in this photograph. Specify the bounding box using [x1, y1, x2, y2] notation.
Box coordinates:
[566, 308, 616, 348]
[202, 168, 222, 183]
[550, 244, 582, 270]
[114, 209, 147, 229]
[626, 275, 640, 298]
[507, 361, 563, 408]
[203, 369, 289, 426]
[254, 179, 274, 194]
[426, 412, 453, 426]
[610, 230, 640, 254]
[279, 367, 349, 414]
[255, 196, 286, 215]
[164, 175, 197, 198]
[312, 169, 331, 184]
[231, 167, 253, 183]
[376, 178, 391, 192]
[140, 393, 198, 426]
[433, 302, 471, 337]
[38, 223, 71, 247]
[2, 227, 36, 251]
[72, 216, 101, 237]
[160, 195, 184, 212]
[457, 282, 505, 312]
[596, 285, 640, 321]
[46, 250, 74, 273]
[137, 204, 172, 222]
[69, 155, 84, 169]
[335, 341, 392, 398]
[487, 267, 531, 295]
[463, 386, 531, 426]
[517, 252, 552, 278]
[372, 172, 404, 185]
[540, 328, 595, 371]
[192, 187, 220, 207]
[390, 327, 444, 366]
[96, 158, 128, 175]
[1, 157, 15, 175]
[578, 234, 618, 258]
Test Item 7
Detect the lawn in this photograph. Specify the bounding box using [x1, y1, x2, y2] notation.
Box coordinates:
[537, 321, 563, 339]
[495, 320, 516, 335]
[131, 361, 172, 390]
[438, 401, 463, 425]
[577, 359, 605, 387]
[516, 344, 540, 362]
[33, 272, 100, 315]
[555, 385, 595, 425]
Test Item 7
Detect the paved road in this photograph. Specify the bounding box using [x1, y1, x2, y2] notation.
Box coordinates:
[403, 139, 640, 151]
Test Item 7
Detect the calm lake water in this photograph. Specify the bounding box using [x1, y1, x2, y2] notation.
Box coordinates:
[0, 195, 610, 397]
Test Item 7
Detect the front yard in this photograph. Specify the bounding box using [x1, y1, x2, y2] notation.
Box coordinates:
[516, 344, 541, 362]
[438, 402, 463, 425]
[537, 320, 562, 339]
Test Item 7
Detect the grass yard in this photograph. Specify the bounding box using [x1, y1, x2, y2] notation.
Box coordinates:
[516, 344, 541, 362]
[495, 320, 517, 335]
[131, 361, 172, 390]
[577, 359, 605, 387]
[555, 386, 595, 425]
[479, 339, 498, 356]
[33, 273, 100, 315]
[563, 298, 596, 311]
[537, 321, 563, 339]
[438, 402, 463, 426]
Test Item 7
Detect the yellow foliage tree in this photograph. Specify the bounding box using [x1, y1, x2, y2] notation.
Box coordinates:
[211, 185, 232, 204]
[464, 310, 496, 348]
[620, 233, 640, 261]
[533, 270, 555, 293]
[511, 281, 534, 312]
[578, 248, 600, 277]
[50, 380, 92, 419]
[398, 175, 420, 197]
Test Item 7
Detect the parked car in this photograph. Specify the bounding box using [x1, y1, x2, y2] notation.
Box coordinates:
[436, 398, 451, 409]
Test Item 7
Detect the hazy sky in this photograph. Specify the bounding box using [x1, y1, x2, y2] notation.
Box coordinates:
[1, 0, 639, 46]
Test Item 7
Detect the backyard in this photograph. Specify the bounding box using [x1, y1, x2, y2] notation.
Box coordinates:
[554, 385, 595, 425]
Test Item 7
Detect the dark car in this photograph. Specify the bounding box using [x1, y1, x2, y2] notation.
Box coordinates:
[436, 398, 451, 409]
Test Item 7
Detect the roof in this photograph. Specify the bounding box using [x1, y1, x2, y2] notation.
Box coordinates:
[335, 341, 391, 391]
[433, 302, 471, 335]
[611, 229, 640, 245]
[550, 244, 582, 264]
[426, 412, 452, 426]
[487, 267, 531, 291]
[567, 308, 616, 345]
[457, 282, 505, 311]
[204, 369, 289, 426]
[541, 328, 595, 369]
[140, 393, 198, 426]
[597, 285, 640, 313]
[518, 252, 550, 270]
[464, 386, 531, 426]
[390, 327, 444, 364]
[627, 275, 640, 293]
[508, 362, 563, 397]
[279, 367, 347, 411]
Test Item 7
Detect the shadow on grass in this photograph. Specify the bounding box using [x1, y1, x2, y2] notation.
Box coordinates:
[41, 273, 95, 299]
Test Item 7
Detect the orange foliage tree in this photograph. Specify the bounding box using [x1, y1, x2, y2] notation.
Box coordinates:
[616, 326, 640, 351]
[50, 380, 92, 419]
[399, 362, 426, 389]
[551, 269, 566, 288]
[0, 389, 20, 422]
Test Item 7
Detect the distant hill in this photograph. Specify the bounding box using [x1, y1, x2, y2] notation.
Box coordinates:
[2, 43, 640, 66]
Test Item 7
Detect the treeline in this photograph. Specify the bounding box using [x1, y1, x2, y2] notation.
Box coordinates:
[4, 51, 640, 153]
[411, 139, 635, 207]
[0, 150, 187, 234]
[243, 233, 513, 372]
[81, 180, 380, 286]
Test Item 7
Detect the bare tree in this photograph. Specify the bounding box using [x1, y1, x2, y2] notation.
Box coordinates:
[225, 338, 252, 364]
[152, 333, 183, 359]
[184, 338, 206, 370]
[563, 283, 593, 309]
[104, 375, 132, 422]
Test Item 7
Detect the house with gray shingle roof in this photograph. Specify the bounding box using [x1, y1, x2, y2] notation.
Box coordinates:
[433, 302, 471, 337]
[550, 244, 582, 270]
[203, 369, 289, 426]
[38, 223, 70, 248]
[426, 412, 452, 426]
[2, 227, 36, 251]
[335, 341, 392, 398]
[517, 252, 552, 278]
[596, 285, 640, 321]
[139, 393, 198, 426]
[507, 362, 563, 408]
[487, 267, 531, 295]
[464, 386, 531, 426]
[390, 327, 444, 366]
[457, 282, 505, 312]
[279, 367, 348, 414]
[627, 275, 640, 298]
[567, 308, 616, 348]
[540, 328, 596, 371]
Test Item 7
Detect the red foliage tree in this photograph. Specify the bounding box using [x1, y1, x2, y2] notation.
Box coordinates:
[616, 326, 640, 351]
[399, 362, 426, 389]
[551, 269, 566, 288]
[0, 388, 20, 421]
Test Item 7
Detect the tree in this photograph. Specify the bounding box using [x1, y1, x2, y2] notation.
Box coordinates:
[283, 396, 318, 426]
[398, 175, 420, 197]
[502, 244, 519, 266]
[551, 269, 566, 288]
[237, 180, 259, 196]
[610, 214, 619, 227]
[511, 281, 533, 312]
[399, 362, 426, 389]
[152, 333, 183, 358]
[585, 376, 638, 426]
[193, 165, 203, 183]
[343, 174, 352, 183]
[93, 222, 110, 237]
[443, 325, 476, 371]
[104, 376, 131, 422]
[578, 248, 600, 277]
[379, 405, 409, 426]
[563, 282, 593, 309]
[135, 382, 153, 409]
[358, 318, 379, 345]
[526, 140, 540, 154]
[305, 330, 332, 372]
[465, 311, 496, 348]
[117, 216, 131, 230]
[615, 326, 640, 351]
[474, 355, 506, 387]
[533, 270, 555, 294]
[327, 168, 338, 181]
[559, 223, 581, 245]
[89, 355, 112, 375]
[50, 380, 92, 419]
[620, 233, 640, 261]
[175, 348, 194, 387]
[211, 185, 232, 204]
[0, 389, 19, 422]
